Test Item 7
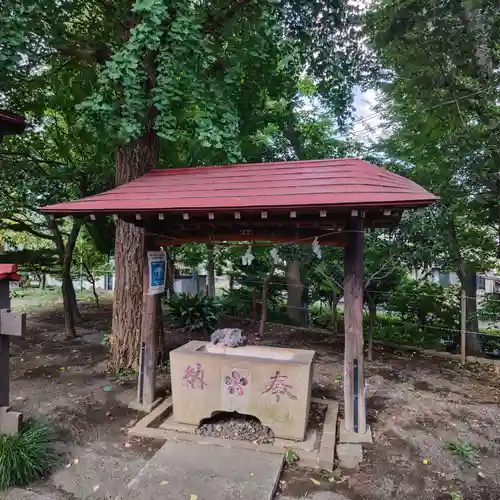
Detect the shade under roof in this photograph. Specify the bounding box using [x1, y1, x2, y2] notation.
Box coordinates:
[41, 158, 436, 215]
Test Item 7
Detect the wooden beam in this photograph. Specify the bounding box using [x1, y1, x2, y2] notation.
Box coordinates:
[343, 216, 366, 434]
[154, 231, 346, 246]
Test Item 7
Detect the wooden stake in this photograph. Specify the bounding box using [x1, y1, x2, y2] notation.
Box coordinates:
[343, 216, 366, 434]
[461, 288, 466, 363]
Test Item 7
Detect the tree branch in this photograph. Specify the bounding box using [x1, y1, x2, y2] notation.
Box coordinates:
[0, 218, 56, 241]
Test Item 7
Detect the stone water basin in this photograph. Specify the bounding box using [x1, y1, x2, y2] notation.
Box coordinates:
[170, 340, 315, 440]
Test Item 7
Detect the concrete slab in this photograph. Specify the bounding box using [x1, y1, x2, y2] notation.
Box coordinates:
[338, 420, 373, 444]
[2, 489, 60, 500]
[337, 443, 363, 469]
[50, 448, 148, 499]
[117, 440, 284, 500]
[279, 493, 351, 500]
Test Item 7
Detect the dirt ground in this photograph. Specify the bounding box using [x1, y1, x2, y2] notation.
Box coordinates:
[7, 299, 500, 500]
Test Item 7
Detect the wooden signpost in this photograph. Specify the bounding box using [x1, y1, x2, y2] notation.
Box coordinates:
[0, 265, 26, 435]
[131, 244, 165, 412]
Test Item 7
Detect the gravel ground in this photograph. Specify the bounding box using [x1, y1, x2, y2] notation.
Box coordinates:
[6, 301, 500, 499]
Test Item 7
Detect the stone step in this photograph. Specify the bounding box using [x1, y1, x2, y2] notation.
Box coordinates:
[117, 440, 284, 500]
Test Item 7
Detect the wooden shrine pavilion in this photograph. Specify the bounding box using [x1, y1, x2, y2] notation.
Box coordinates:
[42, 158, 436, 435]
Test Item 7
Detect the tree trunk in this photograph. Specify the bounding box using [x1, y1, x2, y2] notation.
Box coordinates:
[41, 273, 46, 289]
[111, 126, 159, 370]
[366, 292, 376, 362]
[463, 268, 481, 355]
[70, 279, 82, 322]
[48, 216, 82, 339]
[206, 244, 215, 297]
[61, 264, 77, 339]
[259, 261, 276, 337]
[286, 260, 303, 323]
[83, 262, 100, 307]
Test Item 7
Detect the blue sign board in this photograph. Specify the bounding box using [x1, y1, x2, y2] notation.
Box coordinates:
[147, 251, 167, 294]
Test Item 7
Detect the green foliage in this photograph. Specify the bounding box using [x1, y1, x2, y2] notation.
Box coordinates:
[310, 306, 343, 330]
[369, 315, 437, 349]
[284, 447, 299, 463]
[366, 0, 499, 345]
[0, 421, 57, 490]
[446, 440, 478, 466]
[478, 293, 500, 327]
[219, 289, 256, 318]
[386, 280, 460, 332]
[166, 293, 220, 332]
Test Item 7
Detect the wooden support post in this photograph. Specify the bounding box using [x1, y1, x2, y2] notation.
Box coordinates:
[0, 281, 10, 407]
[136, 237, 160, 411]
[460, 288, 466, 363]
[343, 216, 366, 434]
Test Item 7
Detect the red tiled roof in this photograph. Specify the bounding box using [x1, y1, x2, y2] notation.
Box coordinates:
[0, 264, 21, 281]
[41, 158, 436, 215]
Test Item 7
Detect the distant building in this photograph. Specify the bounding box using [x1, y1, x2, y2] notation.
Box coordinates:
[411, 269, 500, 295]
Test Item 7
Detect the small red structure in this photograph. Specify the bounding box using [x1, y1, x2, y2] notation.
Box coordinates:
[42, 158, 436, 435]
[0, 264, 22, 282]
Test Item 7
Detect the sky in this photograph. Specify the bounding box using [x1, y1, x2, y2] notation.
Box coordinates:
[352, 87, 381, 143]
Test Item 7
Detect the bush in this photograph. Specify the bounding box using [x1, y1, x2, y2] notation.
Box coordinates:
[310, 305, 344, 330]
[0, 421, 57, 490]
[219, 288, 255, 317]
[386, 280, 460, 331]
[166, 293, 220, 332]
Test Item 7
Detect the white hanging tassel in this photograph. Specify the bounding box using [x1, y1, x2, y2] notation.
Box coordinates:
[312, 237, 322, 259]
[242, 245, 255, 266]
[270, 247, 280, 264]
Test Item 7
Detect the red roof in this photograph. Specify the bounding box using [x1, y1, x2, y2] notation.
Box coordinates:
[41, 158, 436, 215]
[0, 264, 21, 282]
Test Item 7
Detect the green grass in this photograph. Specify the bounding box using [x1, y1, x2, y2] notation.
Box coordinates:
[446, 440, 478, 465]
[0, 421, 58, 490]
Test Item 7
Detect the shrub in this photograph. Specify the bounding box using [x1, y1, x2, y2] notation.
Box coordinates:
[219, 288, 255, 317]
[310, 305, 344, 331]
[166, 293, 220, 332]
[0, 421, 57, 490]
[386, 280, 460, 331]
